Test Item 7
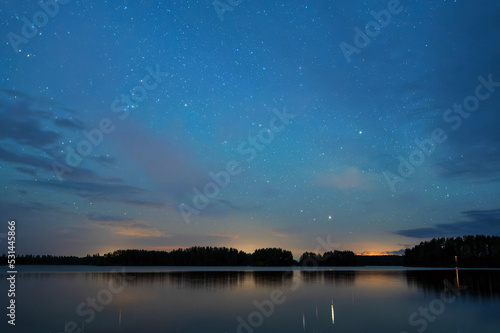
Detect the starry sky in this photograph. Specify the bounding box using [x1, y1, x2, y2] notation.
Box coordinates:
[1, 0, 500, 257]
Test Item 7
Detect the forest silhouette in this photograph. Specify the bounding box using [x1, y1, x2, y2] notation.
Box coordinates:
[2, 235, 499, 267]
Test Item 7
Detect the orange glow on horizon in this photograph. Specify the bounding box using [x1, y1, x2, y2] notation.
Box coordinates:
[356, 251, 403, 256]
[91, 238, 406, 258]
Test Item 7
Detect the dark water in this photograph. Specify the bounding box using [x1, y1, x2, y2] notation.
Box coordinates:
[1, 267, 499, 332]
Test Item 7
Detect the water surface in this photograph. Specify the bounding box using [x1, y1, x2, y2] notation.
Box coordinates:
[1, 266, 499, 332]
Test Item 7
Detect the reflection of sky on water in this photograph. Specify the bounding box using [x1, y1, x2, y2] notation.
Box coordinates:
[1, 269, 499, 332]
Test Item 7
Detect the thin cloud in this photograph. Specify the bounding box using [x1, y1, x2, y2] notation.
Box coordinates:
[0, 89, 121, 183]
[114, 227, 166, 238]
[88, 213, 167, 238]
[270, 231, 288, 238]
[15, 167, 37, 177]
[87, 213, 134, 222]
[208, 233, 239, 240]
[317, 167, 380, 190]
[22, 180, 166, 207]
[53, 118, 85, 130]
[394, 208, 500, 238]
[110, 121, 208, 203]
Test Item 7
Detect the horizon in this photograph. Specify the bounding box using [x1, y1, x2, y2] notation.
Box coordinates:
[6, 245, 405, 259]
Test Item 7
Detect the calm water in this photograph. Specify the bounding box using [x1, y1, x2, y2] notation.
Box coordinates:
[1, 266, 499, 333]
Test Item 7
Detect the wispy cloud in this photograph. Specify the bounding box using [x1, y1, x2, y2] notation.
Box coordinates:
[87, 212, 167, 238]
[357, 250, 405, 256]
[87, 213, 134, 222]
[316, 167, 380, 190]
[270, 231, 288, 238]
[15, 166, 38, 177]
[22, 180, 166, 207]
[114, 227, 166, 238]
[110, 121, 208, 203]
[208, 233, 239, 240]
[0, 89, 122, 183]
[53, 118, 85, 130]
[434, 115, 500, 183]
[394, 208, 500, 238]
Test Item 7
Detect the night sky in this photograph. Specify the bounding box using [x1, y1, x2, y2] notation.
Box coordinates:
[1, 0, 500, 257]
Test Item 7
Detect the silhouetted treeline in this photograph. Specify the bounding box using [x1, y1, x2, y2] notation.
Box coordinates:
[299, 250, 357, 266]
[0, 247, 298, 266]
[166, 247, 251, 266]
[251, 248, 293, 266]
[2, 254, 89, 265]
[404, 235, 500, 267]
[7, 236, 499, 267]
[1, 246, 410, 267]
[14, 237, 499, 268]
[2, 247, 252, 266]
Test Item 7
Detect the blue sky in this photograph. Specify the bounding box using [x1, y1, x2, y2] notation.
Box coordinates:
[1, 0, 500, 257]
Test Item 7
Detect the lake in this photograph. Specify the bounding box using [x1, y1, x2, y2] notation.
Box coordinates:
[1, 266, 499, 332]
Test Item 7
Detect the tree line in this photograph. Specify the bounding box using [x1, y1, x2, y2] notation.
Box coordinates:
[1, 247, 358, 267]
[2, 247, 396, 266]
[404, 235, 500, 267]
[2, 235, 498, 267]
[299, 250, 357, 266]
[0, 247, 289, 266]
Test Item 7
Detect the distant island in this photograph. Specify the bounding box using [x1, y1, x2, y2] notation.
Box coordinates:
[1, 235, 499, 268]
